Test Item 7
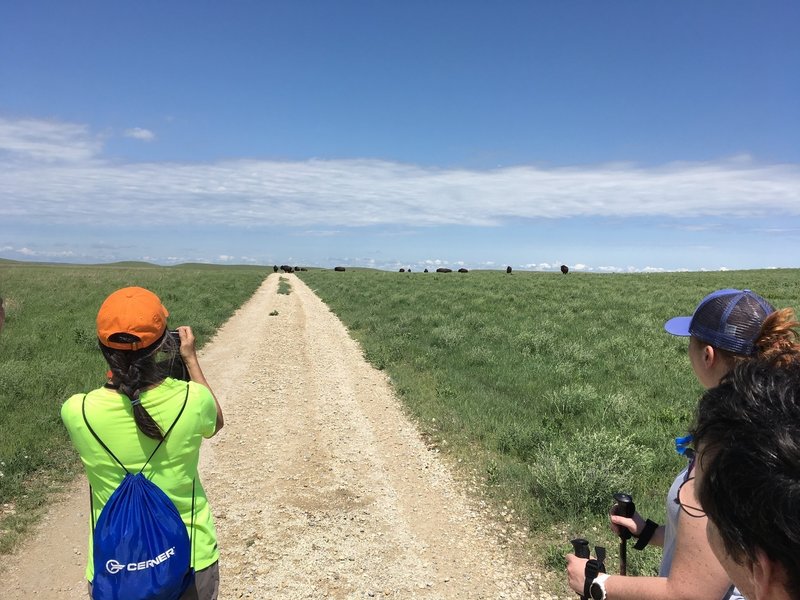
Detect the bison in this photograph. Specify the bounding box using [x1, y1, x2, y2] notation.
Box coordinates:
[424, 268, 429, 273]
[273, 265, 279, 273]
[280, 265, 293, 273]
[334, 266, 346, 272]
[560, 265, 569, 275]
[399, 268, 405, 273]
[458, 268, 469, 273]
[436, 268, 452, 273]
[506, 266, 512, 274]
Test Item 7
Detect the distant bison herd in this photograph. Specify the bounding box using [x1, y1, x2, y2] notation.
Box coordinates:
[274, 265, 308, 273]
[274, 264, 572, 274]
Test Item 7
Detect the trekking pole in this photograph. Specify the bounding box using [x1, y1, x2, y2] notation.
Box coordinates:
[613, 493, 635, 576]
[570, 538, 591, 600]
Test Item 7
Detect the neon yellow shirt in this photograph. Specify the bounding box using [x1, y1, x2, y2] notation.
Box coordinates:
[61, 378, 219, 581]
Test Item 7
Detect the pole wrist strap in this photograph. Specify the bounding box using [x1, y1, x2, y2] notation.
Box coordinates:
[633, 519, 659, 550]
[582, 549, 606, 599]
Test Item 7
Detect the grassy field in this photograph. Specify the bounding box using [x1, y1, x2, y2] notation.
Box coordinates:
[3, 262, 799, 579]
[297, 267, 800, 574]
[0, 261, 268, 553]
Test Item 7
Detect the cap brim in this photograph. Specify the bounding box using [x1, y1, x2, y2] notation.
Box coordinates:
[664, 316, 692, 337]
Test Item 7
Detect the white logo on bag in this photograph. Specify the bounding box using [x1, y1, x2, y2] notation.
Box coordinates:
[105, 547, 176, 574]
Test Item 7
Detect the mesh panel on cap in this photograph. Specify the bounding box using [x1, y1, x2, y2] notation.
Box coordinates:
[689, 292, 774, 356]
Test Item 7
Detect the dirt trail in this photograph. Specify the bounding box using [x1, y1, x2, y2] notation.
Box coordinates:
[4, 274, 546, 599]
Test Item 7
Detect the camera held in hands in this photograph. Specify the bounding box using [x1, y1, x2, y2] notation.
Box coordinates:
[158, 329, 189, 381]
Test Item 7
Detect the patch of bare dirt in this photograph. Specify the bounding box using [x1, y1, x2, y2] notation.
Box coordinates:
[3, 274, 553, 599]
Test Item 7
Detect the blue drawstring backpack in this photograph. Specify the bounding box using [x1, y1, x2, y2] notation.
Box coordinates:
[82, 387, 195, 600]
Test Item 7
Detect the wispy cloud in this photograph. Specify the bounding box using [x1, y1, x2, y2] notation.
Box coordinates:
[2, 117, 800, 232]
[0, 117, 102, 163]
[124, 127, 155, 141]
[299, 230, 343, 237]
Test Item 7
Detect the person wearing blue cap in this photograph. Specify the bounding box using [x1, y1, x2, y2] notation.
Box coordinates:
[664, 289, 777, 389]
[567, 289, 797, 600]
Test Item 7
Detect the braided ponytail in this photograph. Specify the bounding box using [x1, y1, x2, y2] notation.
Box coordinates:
[100, 341, 166, 441]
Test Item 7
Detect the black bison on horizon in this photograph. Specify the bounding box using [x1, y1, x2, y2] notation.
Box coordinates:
[561, 265, 569, 274]
[334, 266, 346, 272]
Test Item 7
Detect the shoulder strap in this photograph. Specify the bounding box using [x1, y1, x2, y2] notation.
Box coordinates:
[82, 394, 129, 474]
[139, 383, 190, 474]
[81, 384, 191, 475]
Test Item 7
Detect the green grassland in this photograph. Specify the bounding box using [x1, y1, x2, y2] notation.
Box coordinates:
[297, 268, 800, 574]
[2, 263, 799, 579]
[0, 262, 268, 552]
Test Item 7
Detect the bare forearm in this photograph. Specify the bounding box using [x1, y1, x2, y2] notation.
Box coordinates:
[185, 356, 224, 434]
[605, 574, 706, 600]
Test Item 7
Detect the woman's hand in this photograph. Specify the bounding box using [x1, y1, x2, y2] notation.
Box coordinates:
[176, 326, 198, 362]
[174, 325, 224, 434]
[566, 554, 589, 595]
[609, 509, 646, 538]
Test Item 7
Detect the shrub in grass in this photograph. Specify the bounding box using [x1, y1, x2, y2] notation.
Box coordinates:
[528, 429, 653, 519]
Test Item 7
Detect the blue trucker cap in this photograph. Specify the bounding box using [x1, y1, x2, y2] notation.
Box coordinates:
[664, 289, 775, 356]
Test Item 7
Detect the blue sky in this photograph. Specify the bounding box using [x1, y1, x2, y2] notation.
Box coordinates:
[1, 1, 799, 272]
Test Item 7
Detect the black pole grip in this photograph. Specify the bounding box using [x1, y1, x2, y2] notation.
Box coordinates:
[571, 537, 590, 559]
[570, 538, 590, 600]
[613, 492, 635, 541]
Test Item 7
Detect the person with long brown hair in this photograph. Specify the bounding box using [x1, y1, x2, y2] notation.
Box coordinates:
[61, 286, 224, 599]
[567, 289, 798, 600]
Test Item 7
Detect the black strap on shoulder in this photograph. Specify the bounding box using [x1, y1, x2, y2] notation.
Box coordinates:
[82, 394, 129, 474]
[89, 484, 95, 531]
[139, 384, 190, 474]
[191, 477, 196, 567]
[81, 384, 190, 474]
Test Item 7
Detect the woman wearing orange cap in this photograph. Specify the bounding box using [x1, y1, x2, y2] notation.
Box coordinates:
[61, 286, 224, 600]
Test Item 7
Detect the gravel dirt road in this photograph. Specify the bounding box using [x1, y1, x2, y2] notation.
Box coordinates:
[3, 274, 548, 599]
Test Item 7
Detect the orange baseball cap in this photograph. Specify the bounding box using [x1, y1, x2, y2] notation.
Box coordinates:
[96, 287, 169, 351]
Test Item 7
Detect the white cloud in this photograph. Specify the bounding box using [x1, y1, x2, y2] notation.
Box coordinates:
[3, 245, 78, 258]
[0, 117, 102, 163]
[299, 230, 343, 237]
[2, 117, 800, 235]
[124, 127, 155, 141]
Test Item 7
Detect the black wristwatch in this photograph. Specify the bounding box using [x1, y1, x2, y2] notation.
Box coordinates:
[590, 573, 609, 600]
